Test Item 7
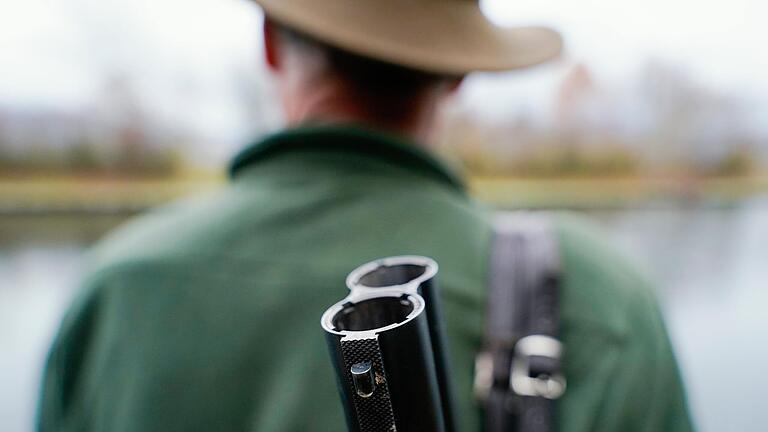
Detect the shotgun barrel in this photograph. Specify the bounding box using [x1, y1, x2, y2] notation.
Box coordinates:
[320, 256, 458, 432]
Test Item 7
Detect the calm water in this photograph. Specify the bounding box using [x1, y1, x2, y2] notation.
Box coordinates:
[2, 199, 767, 432]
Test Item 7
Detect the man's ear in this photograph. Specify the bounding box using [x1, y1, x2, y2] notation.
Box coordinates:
[263, 18, 280, 71]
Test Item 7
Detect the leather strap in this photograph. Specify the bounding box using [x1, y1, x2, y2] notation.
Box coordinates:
[475, 213, 564, 432]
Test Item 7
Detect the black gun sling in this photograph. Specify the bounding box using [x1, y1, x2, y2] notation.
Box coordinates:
[474, 213, 566, 432]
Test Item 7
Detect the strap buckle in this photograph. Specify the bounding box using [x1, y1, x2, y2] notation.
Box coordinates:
[510, 335, 566, 400]
[473, 335, 566, 403]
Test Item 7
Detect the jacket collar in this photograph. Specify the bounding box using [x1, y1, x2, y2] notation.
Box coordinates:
[229, 125, 465, 193]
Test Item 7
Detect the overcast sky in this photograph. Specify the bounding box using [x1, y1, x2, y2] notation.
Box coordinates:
[1, 0, 766, 152]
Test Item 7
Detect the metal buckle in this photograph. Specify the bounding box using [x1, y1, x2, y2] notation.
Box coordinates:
[510, 335, 566, 400]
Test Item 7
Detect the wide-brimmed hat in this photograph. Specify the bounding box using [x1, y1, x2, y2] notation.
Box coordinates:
[252, 0, 563, 75]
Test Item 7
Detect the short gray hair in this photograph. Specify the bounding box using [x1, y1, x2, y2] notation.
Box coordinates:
[271, 18, 457, 93]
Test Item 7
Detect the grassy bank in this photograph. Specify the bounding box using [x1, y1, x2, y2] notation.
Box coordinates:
[470, 175, 768, 209]
[1, 173, 767, 215]
[0, 174, 223, 215]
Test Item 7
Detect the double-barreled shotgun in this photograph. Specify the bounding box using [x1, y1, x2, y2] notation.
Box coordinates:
[320, 256, 458, 432]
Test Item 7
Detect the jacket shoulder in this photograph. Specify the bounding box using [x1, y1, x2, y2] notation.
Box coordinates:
[553, 212, 658, 339]
[88, 186, 252, 274]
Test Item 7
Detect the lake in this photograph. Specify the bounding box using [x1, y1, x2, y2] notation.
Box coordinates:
[2, 198, 766, 432]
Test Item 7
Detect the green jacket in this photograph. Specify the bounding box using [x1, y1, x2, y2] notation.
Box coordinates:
[38, 126, 693, 432]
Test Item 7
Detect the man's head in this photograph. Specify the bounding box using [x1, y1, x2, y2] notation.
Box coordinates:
[263, 18, 464, 142]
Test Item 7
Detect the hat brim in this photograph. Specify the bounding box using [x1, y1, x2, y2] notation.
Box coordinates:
[253, 0, 563, 75]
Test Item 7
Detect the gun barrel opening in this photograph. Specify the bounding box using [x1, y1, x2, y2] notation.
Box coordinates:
[356, 263, 428, 288]
[333, 296, 414, 332]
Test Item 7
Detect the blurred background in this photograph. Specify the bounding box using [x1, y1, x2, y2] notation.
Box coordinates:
[2, 0, 767, 431]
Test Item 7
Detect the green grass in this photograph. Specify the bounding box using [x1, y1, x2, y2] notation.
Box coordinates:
[0, 174, 223, 214]
[470, 175, 768, 208]
[1, 173, 767, 214]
